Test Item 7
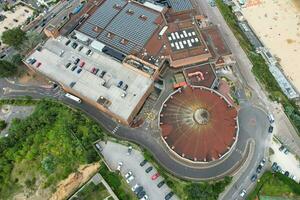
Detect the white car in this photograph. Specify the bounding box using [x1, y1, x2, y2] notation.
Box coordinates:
[117, 162, 123, 171]
[126, 175, 135, 183]
[240, 189, 246, 197]
[124, 171, 133, 179]
[140, 194, 149, 200]
[131, 184, 139, 192]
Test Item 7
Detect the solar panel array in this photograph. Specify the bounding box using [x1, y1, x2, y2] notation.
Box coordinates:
[77, 0, 160, 54]
[87, 0, 127, 29]
[105, 3, 159, 46]
[98, 30, 141, 54]
[167, 28, 201, 51]
[167, 0, 193, 12]
[79, 22, 100, 38]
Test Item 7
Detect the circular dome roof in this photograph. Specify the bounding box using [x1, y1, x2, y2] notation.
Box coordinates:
[159, 86, 238, 162]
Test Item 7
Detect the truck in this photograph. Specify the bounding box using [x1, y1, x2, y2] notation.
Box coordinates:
[65, 93, 82, 103]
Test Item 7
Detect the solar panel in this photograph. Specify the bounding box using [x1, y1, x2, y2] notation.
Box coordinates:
[167, 0, 193, 12]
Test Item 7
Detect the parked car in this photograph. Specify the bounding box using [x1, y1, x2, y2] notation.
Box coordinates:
[140, 159, 147, 167]
[284, 171, 290, 176]
[126, 175, 134, 183]
[36, 62, 41, 68]
[74, 58, 80, 65]
[239, 189, 246, 197]
[79, 61, 85, 68]
[77, 69, 82, 74]
[131, 184, 139, 192]
[99, 70, 106, 78]
[268, 126, 273, 133]
[78, 46, 83, 51]
[145, 166, 153, 173]
[124, 171, 133, 179]
[271, 162, 278, 171]
[127, 146, 132, 155]
[165, 191, 174, 200]
[134, 186, 143, 195]
[86, 49, 92, 56]
[65, 62, 71, 68]
[117, 161, 123, 171]
[284, 148, 289, 155]
[251, 174, 257, 182]
[279, 145, 285, 151]
[71, 66, 77, 71]
[256, 165, 262, 173]
[117, 81, 123, 88]
[260, 158, 266, 167]
[123, 84, 128, 91]
[95, 143, 103, 152]
[151, 172, 160, 180]
[157, 180, 165, 188]
[140, 194, 149, 200]
[65, 40, 71, 45]
[137, 190, 146, 199]
[91, 67, 96, 74]
[72, 42, 78, 49]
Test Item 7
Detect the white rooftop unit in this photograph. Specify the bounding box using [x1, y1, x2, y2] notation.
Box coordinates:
[195, 38, 199, 42]
[188, 32, 192, 37]
[171, 33, 176, 40]
[191, 38, 195, 43]
[183, 30, 188, 37]
[180, 34, 184, 38]
[171, 43, 175, 47]
[183, 40, 187, 45]
[179, 41, 184, 49]
[175, 32, 180, 39]
[168, 36, 172, 41]
[159, 26, 168, 36]
[187, 40, 192, 47]
[175, 42, 180, 50]
[192, 31, 196, 36]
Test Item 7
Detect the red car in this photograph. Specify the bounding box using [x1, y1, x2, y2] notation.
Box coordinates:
[79, 61, 85, 68]
[36, 62, 41, 68]
[91, 67, 96, 73]
[151, 173, 160, 180]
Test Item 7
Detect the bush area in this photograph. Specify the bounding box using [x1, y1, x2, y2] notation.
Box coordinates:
[99, 162, 136, 200]
[0, 119, 7, 131]
[0, 100, 104, 199]
[247, 171, 300, 200]
[143, 150, 232, 200]
[72, 182, 110, 200]
[216, 0, 300, 134]
[0, 60, 18, 78]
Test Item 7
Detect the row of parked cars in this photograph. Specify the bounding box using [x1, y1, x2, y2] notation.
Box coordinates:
[64, 57, 85, 74]
[65, 39, 93, 56]
[140, 160, 174, 200]
[271, 162, 297, 181]
[27, 58, 41, 68]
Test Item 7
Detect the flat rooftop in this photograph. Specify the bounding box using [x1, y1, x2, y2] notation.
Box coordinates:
[77, 0, 162, 54]
[184, 63, 217, 88]
[27, 37, 152, 122]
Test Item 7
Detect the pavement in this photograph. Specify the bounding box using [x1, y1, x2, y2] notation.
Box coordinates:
[99, 141, 178, 200]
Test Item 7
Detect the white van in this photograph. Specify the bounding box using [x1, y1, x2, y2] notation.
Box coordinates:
[268, 114, 275, 123]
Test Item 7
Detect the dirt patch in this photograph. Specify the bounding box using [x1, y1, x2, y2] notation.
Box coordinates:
[18, 71, 49, 86]
[50, 162, 100, 200]
[286, 38, 296, 44]
[292, 0, 300, 11]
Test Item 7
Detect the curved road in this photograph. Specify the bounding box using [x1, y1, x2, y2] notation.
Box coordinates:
[0, 78, 269, 180]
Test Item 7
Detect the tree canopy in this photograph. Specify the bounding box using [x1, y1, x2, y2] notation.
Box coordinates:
[1, 28, 27, 48]
[0, 60, 17, 78]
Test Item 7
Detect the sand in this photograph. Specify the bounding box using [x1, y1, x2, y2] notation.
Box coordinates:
[241, 0, 300, 91]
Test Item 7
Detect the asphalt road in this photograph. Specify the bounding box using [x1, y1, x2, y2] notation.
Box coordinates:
[0, 78, 269, 181]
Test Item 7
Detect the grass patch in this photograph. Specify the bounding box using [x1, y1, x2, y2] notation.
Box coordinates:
[247, 171, 300, 200]
[143, 150, 231, 200]
[216, 0, 300, 135]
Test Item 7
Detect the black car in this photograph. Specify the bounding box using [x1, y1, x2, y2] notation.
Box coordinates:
[99, 70, 106, 78]
[165, 191, 174, 200]
[284, 171, 290, 176]
[251, 174, 257, 182]
[140, 159, 147, 167]
[271, 162, 278, 171]
[65, 40, 71, 45]
[74, 58, 80, 65]
[137, 190, 146, 199]
[134, 186, 143, 195]
[72, 42, 78, 49]
[71, 66, 77, 71]
[145, 166, 153, 173]
[157, 180, 165, 188]
[77, 69, 82, 74]
[256, 165, 262, 173]
[268, 126, 274, 133]
[65, 62, 71, 68]
[86, 49, 91, 55]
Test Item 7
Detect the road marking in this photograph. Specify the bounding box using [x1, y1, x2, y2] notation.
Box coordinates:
[111, 125, 120, 134]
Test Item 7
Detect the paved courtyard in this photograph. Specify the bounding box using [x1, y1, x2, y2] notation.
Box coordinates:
[99, 141, 178, 200]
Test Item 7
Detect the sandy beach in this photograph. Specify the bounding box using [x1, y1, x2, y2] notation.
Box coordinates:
[241, 0, 300, 91]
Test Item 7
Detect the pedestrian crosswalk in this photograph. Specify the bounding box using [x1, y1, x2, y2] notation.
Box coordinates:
[111, 125, 120, 134]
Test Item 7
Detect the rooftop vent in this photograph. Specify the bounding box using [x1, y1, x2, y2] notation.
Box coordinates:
[126, 9, 134, 15]
[120, 38, 128, 45]
[113, 4, 122, 10]
[93, 26, 101, 33]
[106, 32, 113, 39]
[139, 15, 147, 21]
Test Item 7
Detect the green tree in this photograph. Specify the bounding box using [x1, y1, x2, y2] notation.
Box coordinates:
[1, 28, 27, 48]
[0, 120, 7, 131]
[0, 60, 17, 78]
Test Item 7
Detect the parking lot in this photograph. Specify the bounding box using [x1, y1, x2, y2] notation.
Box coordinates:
[98, 141, 178, 200]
